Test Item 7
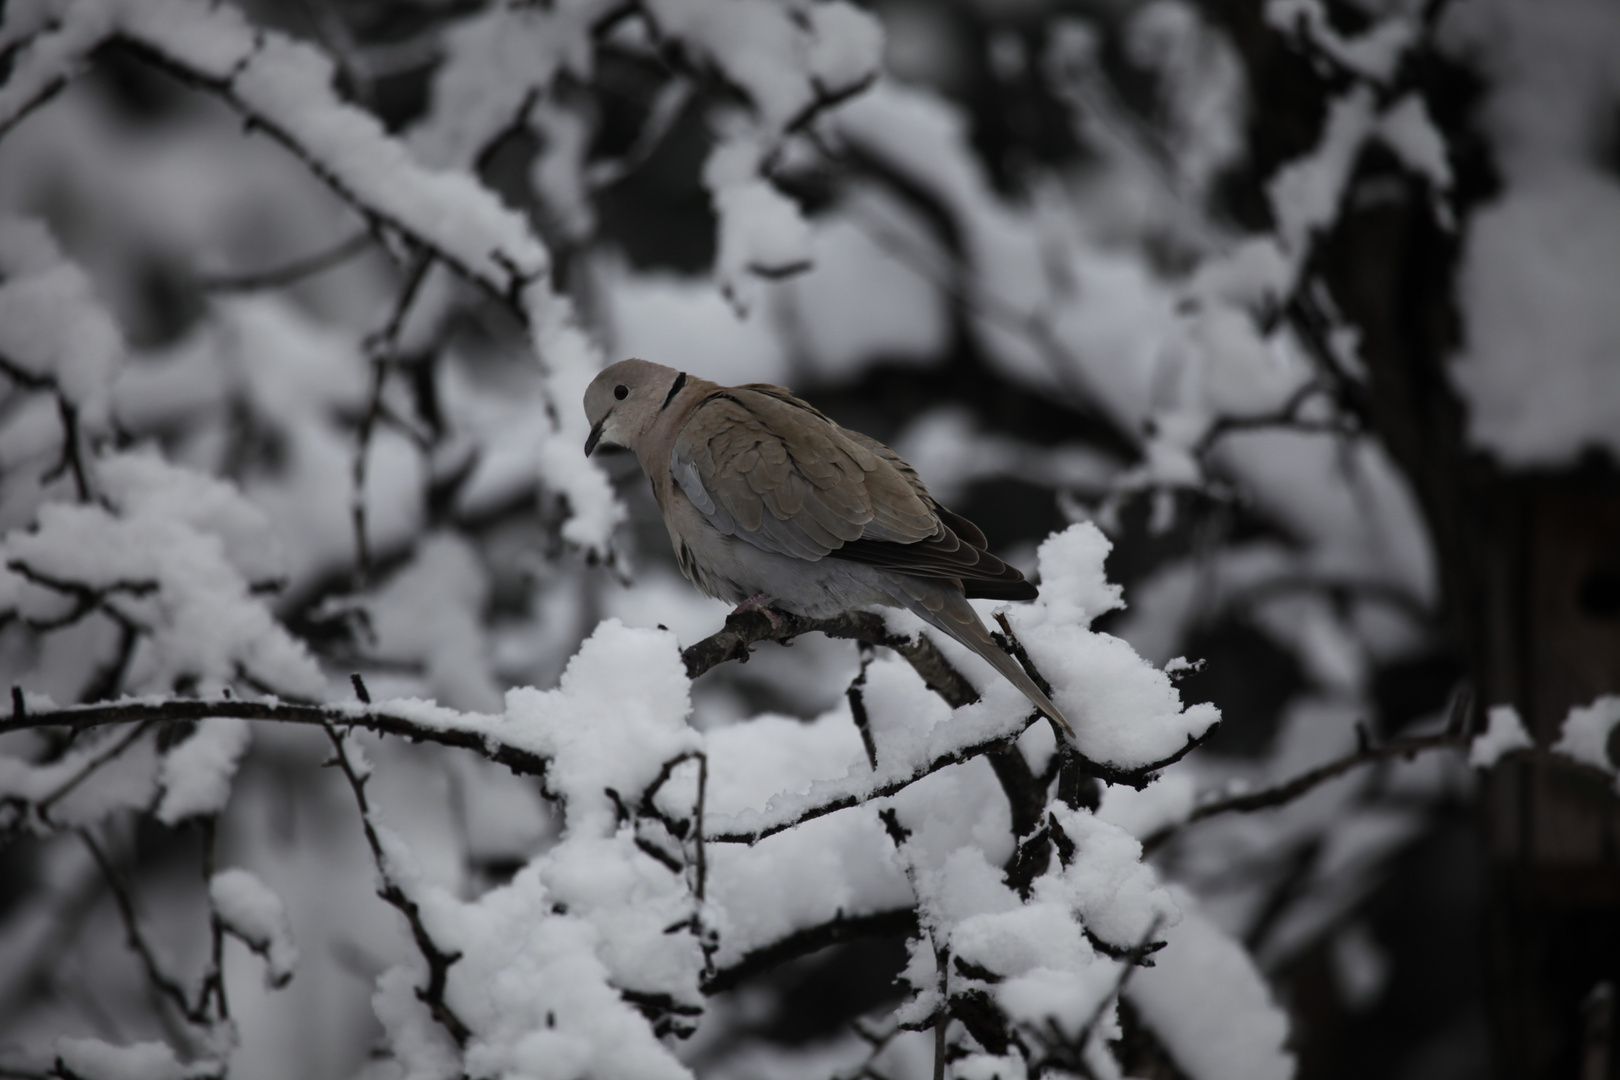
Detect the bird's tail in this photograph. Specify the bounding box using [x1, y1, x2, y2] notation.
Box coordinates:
[890, 578, 1076, 741]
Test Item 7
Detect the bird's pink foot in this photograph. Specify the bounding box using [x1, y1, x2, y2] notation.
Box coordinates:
[732, 593, 785, 629]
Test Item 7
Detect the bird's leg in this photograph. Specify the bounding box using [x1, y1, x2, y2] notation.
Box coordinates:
[731, 592, 786, 630]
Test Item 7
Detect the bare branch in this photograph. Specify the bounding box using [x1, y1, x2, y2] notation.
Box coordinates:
[702, 908, 917, 995]
[321, 723, 472, 1046]
[1144, 690, 1478, 853]
[78, 829, 214, 1037]
[353, 253, 435, 586]
[197, 231, 373, 293]
[0, 697, 551, 778]
[682, 607, 979, 705]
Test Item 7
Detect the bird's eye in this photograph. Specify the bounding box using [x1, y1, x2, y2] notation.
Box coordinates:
[613, 385, 629, 400]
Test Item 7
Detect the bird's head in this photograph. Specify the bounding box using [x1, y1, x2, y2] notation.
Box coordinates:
[583, 358, 687, 457]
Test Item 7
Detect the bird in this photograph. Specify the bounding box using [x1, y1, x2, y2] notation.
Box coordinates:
[583, 357, 1074, 739]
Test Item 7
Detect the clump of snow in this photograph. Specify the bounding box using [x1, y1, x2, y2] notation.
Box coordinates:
[1, 449, 327, 698]
[1469, 704, 1533, 768]
[1009, 524, 1219, 769]
[1097, 772, 1198, 840]
[223, 32, 549, 292]
[643, 0, 881, 136]
[1125, 887, 1295, 1080]
[1440, 0, 1620, 466]
[954, 899, 1120, 1042]
[893, 407, 1116, 505]
[1046, 806, 1180, 948]
[1267, 87, 1376, 256]
[1553, 695, 1620, 775]
[0, 216, 123, 427]
[526, 295, 625, 557]
[0, 6, 115, 137]
[773, 200, 950, 380]
[1023, 523, 1123, 628]
[211, 867, 299, 988]
[156, 717, 252, 824]
[1448, 168, 1620, 464]
[1267, 0, 1415, 83]
[375, 860, 694, 1080]
[54, 1038, 215, 1080]
[410, 0, 605, 170]
[1126, 1, 1247, 196]
[501, 619, 697, 837]
[1376, 94, 1453, 196]
[705, 136, 814, 310]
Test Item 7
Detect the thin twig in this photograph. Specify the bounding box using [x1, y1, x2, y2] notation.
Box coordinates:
[0, 697, 552, 779]
[1144, 690, 1478, 853]
[35, 722, 154, 823]
[79, 829, 213, 1033]
[701, 908, 918, 994]
[197, 231, 372, 293]
[321, 722, 472, 1046]
[353, 253, 435, 587]
[847, 644, 879, 771]
[189, 816, 231, 1022]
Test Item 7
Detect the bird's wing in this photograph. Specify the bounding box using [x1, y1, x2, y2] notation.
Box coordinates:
[670, 386, 1037, 599]
[670, 386, 937, 562]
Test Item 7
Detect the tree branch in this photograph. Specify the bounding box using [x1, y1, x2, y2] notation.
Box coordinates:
[0, 697, 551, 778]
[1144, 691, 1479, 853]
[196, 231, 373, 293]
[321, 723, 472, 1047]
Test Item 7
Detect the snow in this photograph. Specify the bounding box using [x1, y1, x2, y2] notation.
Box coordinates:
[1376, 94, 1453, 195]
[2, 449, 328, 697]
[225, 35, 549, 292]
[1097, 773, 1198, 840]
[1469, 704, 1532, 768]
[1267, 87, 1376, 257]
[54, 1038, 214, 1080]
[1552, 695, 1620, 776]
[526, 297, 625, 556]
[774, 203, 950, 380]
[410, 1, 608, 170]
[1448, 168, 1620, 464]
[1009, 525, 1220, 769]
[501, 619, 697, 836]
[1267, 0, 1415, 83]
[157, 716, 252, 824]
[1126, 887, 1295, 1080]
[1044, 806, 1180, 947]
[0, 3, 113, 138]
[1440, 0, 1620, 465]
[642, 0, 881, 136]
[0, 216, 123, 425]
[211, 867, 299, 988]
[346, 623, 708, 1079]
[0, 726, 159, 827]
[603, 269, 790, 388]
[362, 534, 502, 713]
[374, 861, 693, 1080]
[705, 135, 814, 310]
[893, 408, 1116, 505]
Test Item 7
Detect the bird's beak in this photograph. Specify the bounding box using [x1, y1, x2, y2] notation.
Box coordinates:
[584, 419, 605, 457]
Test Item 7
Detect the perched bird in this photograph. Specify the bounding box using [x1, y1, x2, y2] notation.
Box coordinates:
[583, 358, 1074, 738]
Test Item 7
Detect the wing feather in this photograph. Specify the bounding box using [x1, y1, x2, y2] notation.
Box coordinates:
[670, 385, 1037, 600]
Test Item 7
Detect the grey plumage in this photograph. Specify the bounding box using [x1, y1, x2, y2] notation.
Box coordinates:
[583, 357, 1074, 739]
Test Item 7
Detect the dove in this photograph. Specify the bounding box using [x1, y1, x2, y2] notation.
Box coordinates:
[583, 358, 1074, 739]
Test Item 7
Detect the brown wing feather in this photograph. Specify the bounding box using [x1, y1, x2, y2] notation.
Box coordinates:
[680, 382, 1037, 599]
